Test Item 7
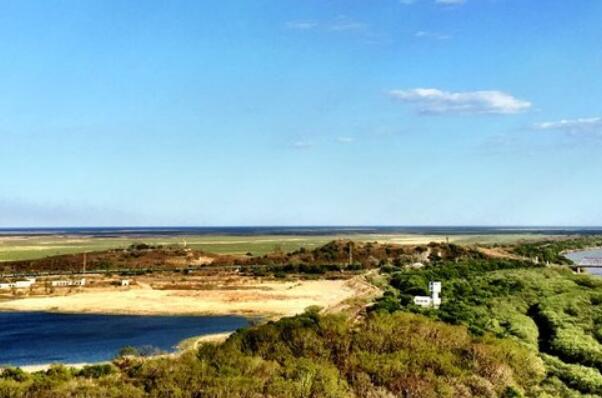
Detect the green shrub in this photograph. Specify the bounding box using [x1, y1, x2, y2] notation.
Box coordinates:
[77, 364, 115, 378]
[0, 367, 29, 382]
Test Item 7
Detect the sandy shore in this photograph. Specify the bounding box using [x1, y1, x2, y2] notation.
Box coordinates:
[18, 362, 104, 373]
[16, 332, 234, 373]
[0, 277, 371, 318]
[9, 331, 236, 373]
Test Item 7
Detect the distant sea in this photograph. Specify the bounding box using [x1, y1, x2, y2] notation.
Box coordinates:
[1, 226, 602, 237]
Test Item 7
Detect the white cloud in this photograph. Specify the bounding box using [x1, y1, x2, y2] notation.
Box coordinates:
[284, 16, 366, 33]
[336, 136, 355, 144]
[285, 21, 318, 30]
[415, 30, 451, 40]
[389, 88, 532, 115]
[402, 0, 465, 5]
[292, 140, 313, 149]
[328, 15, 367, 32]
[436, 0, 466, 5]
[533, 117, 602, 134]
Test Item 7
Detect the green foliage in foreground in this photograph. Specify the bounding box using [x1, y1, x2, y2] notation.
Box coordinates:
[373, 246, 602, 396]
[0, 310, 544, 397]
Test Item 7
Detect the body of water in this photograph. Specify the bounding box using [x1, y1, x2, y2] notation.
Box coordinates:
[0, 312, 248, 367]
[565, 248, 602, 276]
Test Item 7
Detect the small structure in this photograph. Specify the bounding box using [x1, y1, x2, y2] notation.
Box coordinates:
[574, 257, 602, 274]
[0, 278, 35, 290]
[51, 278, 86, 287]
[413, 281, 442, 308]
[120, 279, 130, 287]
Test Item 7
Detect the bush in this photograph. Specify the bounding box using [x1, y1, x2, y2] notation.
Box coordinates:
[117, 346, 140, 357]
[0, 367, 29, 382]
[77, 364, 115, 378]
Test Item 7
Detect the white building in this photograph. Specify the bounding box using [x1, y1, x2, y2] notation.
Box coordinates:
[51, 278, 86, 287]
[0, 278, 35, 290]
[120, 279, 130, 287]
[413, 281, 442, 308]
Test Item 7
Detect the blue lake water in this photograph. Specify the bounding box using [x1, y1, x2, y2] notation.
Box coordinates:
[565, 248, 602, 276]
[0, 312, 248, 367]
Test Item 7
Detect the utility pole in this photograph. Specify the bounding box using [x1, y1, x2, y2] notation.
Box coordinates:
[348, 242, 353, 266]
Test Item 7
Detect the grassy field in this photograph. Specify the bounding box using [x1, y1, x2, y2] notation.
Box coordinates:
[0, 233, 554, 262]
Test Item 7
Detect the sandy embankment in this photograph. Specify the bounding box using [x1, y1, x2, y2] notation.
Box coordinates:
[0, 277, 375, 318]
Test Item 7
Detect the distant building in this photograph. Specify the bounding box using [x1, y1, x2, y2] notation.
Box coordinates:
[413, 281, 442, 308]
[120, 279, 130, 287]
[51, 278, 86, 287]
[0, 278, 35, 290]
[413, 296, 434, 306]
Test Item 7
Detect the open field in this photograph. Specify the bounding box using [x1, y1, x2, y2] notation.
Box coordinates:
[0, 233, 556, 262]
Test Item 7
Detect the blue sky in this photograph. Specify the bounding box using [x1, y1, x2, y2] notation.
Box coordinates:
[1, 0, 601, 227]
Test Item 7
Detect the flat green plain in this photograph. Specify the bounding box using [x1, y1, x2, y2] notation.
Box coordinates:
[0, 233, 554, 262]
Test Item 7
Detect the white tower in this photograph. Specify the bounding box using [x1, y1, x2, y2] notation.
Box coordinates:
[429, 281, 442, 307]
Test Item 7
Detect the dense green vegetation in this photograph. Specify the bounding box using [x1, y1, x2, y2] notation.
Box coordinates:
[373, 237, 602, 397]
[0, 309, 544, 397]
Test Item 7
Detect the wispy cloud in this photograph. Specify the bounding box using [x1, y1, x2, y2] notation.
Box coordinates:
[336, 136, 355, 144]
[401, 0, 466, 5]
[285, 15, 367, 33]
[415, 30, 451, 40]
[436, 0, 466, 5]
[328, 15, 367, 32]
[533, 117, 602, 135]
[388, 88, 532, 115]
[291, 140, 313, 149]
[284, 20, 318, 30]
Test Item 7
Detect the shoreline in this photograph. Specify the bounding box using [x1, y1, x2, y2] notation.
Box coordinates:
[11, 331, 235, 373]
[18, 362, 107, 373]
[561, 246, 602, 261]
[0, 306, 271, 319]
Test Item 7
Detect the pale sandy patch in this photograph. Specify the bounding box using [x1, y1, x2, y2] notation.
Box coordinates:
[0, 278, 367, 318]
[18, 362, 104, 373]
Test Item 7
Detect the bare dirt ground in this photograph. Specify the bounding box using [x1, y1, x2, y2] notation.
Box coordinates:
[0, 273, 377, 319]
[477, 247, 522, 259]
